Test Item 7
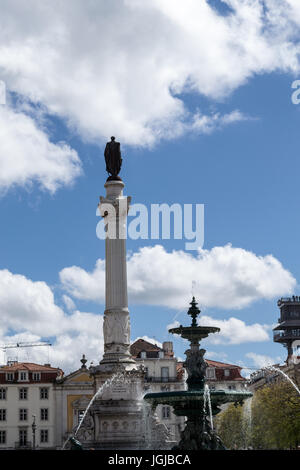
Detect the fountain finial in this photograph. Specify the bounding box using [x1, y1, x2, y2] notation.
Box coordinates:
[188, 297, 201, 327]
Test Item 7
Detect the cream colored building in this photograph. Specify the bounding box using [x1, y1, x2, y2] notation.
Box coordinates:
[130, 339, 186, 442]
[54, 355, 94, 448]
[248, 360, 300, 393]
[0, 361, 62, 449]
[205, 359, 247, 391]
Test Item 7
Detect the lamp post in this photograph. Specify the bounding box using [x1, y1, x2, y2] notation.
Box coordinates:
[32, 414, 36, 450]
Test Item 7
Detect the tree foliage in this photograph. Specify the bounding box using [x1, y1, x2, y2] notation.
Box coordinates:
[216, 382, 300, 449]
[216, 403, 247, 449]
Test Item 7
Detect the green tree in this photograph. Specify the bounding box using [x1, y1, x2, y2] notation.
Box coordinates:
[251, 382, 300, 449]
[216, 382, 300, 450]
[216, 403, 247, 449]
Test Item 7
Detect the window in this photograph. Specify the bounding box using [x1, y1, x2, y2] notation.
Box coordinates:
[0, 409, 6, 421]
[32, 372, 41, 381]
[40, 387, 49, 400]
[0, 430, 6, 444]
[162, 406, 170, 419]
[6, 373, 14, 382]
[206, 368, 216, 379]
[19, 388, 28, 400]
[224, 369, 230, 377]
[19, 409, 27, 421]
[19, 429, 27, 446]
[18, 371, 28, 382]
[0, 389, 6, 400]
[41, 408, 48, 421]
[40, 429, 49, 443]
[158, 351, 164, 358]
[140, 351, 146, 359]
[161, 367, 169, 382]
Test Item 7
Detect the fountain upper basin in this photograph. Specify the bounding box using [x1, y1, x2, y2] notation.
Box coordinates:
[169, 325, 220, 341]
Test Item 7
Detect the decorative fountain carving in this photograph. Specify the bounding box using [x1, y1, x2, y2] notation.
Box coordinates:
[144, 297, 253, 450]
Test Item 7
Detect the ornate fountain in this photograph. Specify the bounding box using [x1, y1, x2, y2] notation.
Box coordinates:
[144, 297, 253, 450]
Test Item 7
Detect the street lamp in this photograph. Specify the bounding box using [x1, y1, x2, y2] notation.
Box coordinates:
[32, 414, 36, 450]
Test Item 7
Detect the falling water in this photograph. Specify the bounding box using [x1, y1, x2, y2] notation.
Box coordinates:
[242, 397, 253, 429]
[62, 372, 128, 449]
[141, 400, 153, 450]
[242, 397, 253, 448]
[203, 384, 214, 430]
[264, 366, 300, 395]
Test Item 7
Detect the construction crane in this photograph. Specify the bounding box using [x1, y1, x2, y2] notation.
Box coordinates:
[0, 341, 52, 364]
[0, 341, 52, 350]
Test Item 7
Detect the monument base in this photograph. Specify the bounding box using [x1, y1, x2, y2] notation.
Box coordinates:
[75, 366, 173, 450]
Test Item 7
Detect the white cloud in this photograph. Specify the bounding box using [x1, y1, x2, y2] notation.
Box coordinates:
[0, 269, 64, 336]
[60, 244, 296, 310]
[0, 105, 82, 193]
[167, 320, 181, 331]
[190, 110, 250, 134]
[0, 1, 299, 146]
[132, 336, 163, 348]
[205, 351, 229, 362]
[0, 268, 102, 373]
[167, 317, 270, 345]
[62, 295, 76, 311]
[199, 315, 270, 344]
[246, 352, 283, 368]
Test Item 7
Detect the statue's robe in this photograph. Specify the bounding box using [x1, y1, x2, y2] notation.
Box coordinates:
[104, 141, 122, 176]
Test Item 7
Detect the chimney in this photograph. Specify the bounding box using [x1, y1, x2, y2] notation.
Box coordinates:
[163, 342, 174, 357]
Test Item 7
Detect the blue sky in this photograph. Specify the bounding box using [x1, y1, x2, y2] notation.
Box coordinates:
[0, 1, 300, 373]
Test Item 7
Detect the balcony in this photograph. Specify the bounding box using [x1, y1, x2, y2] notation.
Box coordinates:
[274, 330, 300, 341]
[15, 441, 32, 449]
[145, 376, 179, 383]
[278, 297, 300, 306]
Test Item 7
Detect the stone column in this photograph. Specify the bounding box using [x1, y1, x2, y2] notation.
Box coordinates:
[98, 180, 135, 368]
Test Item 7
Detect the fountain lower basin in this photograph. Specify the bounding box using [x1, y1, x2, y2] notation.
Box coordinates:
[145, 389, 253, 416]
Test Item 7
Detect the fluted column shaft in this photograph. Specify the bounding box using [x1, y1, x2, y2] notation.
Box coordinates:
[98, 180, 134, 365]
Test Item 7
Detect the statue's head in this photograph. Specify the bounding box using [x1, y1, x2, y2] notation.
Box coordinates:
[111, 136, 115, 141]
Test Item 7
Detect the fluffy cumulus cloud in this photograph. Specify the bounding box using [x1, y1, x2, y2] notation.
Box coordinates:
[190, 110, 250, 134]
[0, 0, 299, 148]
[0, 104, 82, 193]
[168, 317, 270, 345]
[0, 269, 103, 373]
[132, 336, 163, 348]
[246, 352, 283, 368]
[60, 244, 296, 310]
[199, 315, 270, 344]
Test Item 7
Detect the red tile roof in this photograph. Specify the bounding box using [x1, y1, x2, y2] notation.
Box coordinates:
[130, 338, 162, 357]
[0, 362, 63, 374]
[205, 360, 242, 369]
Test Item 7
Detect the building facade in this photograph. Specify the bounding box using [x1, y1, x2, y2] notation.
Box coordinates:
[0, 353, 249, 449]
[54, 355, 94, 448]
[0, 362, 63, 449]
[130, 339, 186, 441]
[248, 361, 300, 392]
[205, 360, 247, 391]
